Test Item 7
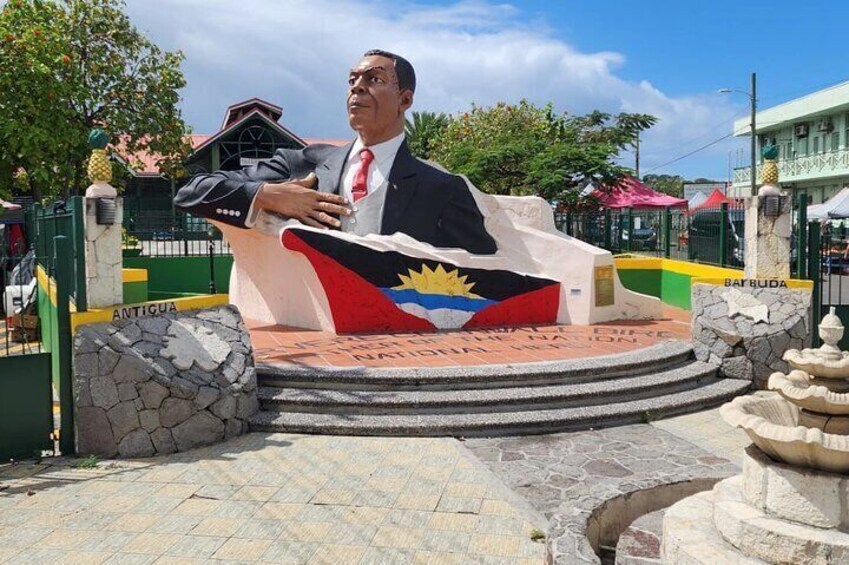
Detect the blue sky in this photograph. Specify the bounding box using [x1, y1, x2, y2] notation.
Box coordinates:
[126, 0, 849, 182]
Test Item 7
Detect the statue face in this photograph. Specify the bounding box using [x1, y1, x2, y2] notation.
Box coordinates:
[346, 55, 412, 142]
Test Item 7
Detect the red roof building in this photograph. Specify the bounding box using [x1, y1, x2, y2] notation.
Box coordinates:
[121, 99, 347, 218]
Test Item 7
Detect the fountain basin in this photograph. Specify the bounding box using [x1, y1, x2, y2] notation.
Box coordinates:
[784, 348, 849, 378]
[769, 371, 849, 416]
[720, 394, 849, 474]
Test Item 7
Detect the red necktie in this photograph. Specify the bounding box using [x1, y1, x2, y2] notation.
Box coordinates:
[352, 148, 374, 202]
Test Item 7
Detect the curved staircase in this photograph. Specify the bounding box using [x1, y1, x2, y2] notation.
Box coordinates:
[248, 340, 750, 436]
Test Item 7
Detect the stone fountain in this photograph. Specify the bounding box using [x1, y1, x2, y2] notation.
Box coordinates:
[662, 308, 849, 564]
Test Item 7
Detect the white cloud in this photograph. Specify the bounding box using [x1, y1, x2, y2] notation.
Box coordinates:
[125, 0, 747, 178]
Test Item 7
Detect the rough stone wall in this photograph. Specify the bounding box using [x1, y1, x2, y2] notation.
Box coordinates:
[72, 305, 258, 458]
[692, 283, 811, 389]
[744, 196, 792, 280]
[84, 198, 124, 309]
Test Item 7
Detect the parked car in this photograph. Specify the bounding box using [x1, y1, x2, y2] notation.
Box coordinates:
[629, 228, 657, 251]
[688, 209, 745, 266]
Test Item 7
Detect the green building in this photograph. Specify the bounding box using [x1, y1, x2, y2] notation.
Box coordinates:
[731, 81, 849, 203]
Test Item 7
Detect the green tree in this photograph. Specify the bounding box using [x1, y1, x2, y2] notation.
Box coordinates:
[642, 174, 684, 197]
[429, 101, 656, 208]
[405, 111, 449, 160]
[0, 0, 191, 200]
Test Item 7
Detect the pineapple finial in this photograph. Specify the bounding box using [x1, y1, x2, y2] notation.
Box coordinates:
[760, 143, 779, 188]
[87, 128, 112, 184]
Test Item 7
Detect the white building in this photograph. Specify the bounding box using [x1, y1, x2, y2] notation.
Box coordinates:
[731, 81, 849, 203]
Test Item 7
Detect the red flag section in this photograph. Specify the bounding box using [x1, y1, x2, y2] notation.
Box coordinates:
[282, 229, 561, 333]
[465, 284, 560, 328]
[283, 230, 435, 333]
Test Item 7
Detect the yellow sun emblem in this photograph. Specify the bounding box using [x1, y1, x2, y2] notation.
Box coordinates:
[393, 264, 483, 298]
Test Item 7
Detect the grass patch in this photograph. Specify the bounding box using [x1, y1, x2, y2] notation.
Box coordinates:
[75, 455, 100, 469]
[529, 528, 546, 542]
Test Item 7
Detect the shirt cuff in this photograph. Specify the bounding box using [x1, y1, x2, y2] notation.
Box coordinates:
[244, 183, 265, 228]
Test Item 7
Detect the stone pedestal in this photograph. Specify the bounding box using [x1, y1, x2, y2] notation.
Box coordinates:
[662, 446, 849, 564]
[72, 305, 257, 458]
[743, 193, 792, 280]
[83, 194, 123, 309]
[691, 282, 811, 389]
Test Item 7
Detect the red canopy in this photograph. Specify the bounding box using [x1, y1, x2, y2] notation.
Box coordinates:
[594, 177, 688, 209]
[691, 188, 735, 212]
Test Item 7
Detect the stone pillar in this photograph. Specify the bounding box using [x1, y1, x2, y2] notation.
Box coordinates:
[83, 195, 123, 308]
[83, 128, 123, 309]
[743, 144, 791, 279]
[743, 192, 791, 279]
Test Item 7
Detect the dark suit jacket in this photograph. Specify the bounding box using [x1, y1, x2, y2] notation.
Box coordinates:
[174, 140, 497, 255]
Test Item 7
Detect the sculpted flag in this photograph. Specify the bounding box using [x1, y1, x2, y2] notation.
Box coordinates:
[281, 228, 560, 333]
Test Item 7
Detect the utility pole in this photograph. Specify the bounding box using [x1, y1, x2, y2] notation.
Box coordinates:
[750, 72, 757, 197]
[634, 134, 640, 179]
[719, 73, 758, 197]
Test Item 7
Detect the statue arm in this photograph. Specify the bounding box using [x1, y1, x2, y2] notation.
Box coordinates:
[174, 150, 295, 229]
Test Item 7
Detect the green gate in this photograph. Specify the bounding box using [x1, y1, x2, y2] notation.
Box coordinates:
[0, 353, 53, 460]
[0, 200, 82, 460]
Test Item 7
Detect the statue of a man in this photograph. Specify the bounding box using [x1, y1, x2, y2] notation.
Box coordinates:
[175, 49, 496, 255]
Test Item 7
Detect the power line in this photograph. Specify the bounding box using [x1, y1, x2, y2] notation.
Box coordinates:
[639, 77, 849, 176]
[643, 133, 736, 174]
[643, 123, 755, 174]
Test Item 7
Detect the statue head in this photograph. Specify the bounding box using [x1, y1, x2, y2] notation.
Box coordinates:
[347, 50, 415, 145]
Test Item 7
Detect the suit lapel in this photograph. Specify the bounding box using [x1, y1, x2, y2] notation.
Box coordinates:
[315, 142, 353, 194]
[382, 140, 419, 235]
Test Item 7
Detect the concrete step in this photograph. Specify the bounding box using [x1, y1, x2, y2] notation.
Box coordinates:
[661, 491, 766, 564]
[256, 340, 694, 391]
[248, 378, 751, 437]
[257, 361, 718, 415]
[712, 476, 849, 564]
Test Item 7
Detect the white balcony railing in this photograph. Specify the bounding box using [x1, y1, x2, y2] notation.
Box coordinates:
[733, 149, 849, 186]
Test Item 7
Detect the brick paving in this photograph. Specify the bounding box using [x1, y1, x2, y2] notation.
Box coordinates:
[0, 434, 548, 564]
[248, 305, 691, 369]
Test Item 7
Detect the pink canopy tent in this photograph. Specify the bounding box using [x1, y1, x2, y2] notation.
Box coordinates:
[691, 188, 735, 212]
[593, 177, 688, 209]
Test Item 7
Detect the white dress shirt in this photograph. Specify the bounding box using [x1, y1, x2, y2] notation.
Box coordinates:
[246, 132, 405, 232]
[339, 132, 405, 235]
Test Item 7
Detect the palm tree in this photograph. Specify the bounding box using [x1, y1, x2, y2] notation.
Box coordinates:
[405, 111, 449, 160]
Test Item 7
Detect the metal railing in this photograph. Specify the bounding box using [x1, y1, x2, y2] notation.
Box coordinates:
[29, 197, 87, 311]
[557, 205, 750, 267]
[733, 149, 849, 187]
[124, 209, 231, 257]
[1, 241, 43, 357]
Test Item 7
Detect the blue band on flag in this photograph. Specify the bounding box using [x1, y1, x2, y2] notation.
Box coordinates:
[381, 288, 495, 313]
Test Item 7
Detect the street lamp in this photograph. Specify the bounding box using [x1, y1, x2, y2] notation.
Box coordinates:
[719, 72, 758, 197]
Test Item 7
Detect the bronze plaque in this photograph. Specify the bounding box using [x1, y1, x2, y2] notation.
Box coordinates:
[595, 265, 615, 307]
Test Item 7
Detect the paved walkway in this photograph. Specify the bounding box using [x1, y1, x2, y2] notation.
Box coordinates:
[651, 404, 752, 462]
[0, 434, 548, 564]
[465, 408, 745, 564]
[248, 306, 691, 368]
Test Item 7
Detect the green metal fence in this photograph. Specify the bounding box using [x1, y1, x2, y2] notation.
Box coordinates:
[557, 200, 813, 276]
[29, 197, 88, 312]
[0, 353, 53, 460]
[557, 205, 747, 266]
[0, 208, 77, 459]
[124, 208, 230, 258]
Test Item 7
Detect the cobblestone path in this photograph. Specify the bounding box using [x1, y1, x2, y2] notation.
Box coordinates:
[465, 422, 740, 564]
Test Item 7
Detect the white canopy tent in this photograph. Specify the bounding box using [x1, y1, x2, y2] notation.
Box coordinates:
[687, 192, 708, 209]
[807, 187, 849, 220]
